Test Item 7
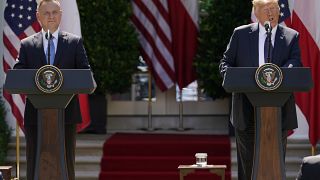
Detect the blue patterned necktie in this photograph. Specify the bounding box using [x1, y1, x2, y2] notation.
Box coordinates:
[46, 38, 55, 65]
[264, 33, 273, 63]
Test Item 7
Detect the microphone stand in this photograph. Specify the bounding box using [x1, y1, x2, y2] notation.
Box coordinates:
[46, 30, 51, 65]
[266, 29, 272, 63]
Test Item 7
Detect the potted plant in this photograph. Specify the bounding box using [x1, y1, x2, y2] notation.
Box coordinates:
[77, 0, 140, 133]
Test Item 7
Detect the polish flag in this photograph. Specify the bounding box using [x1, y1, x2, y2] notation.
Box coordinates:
[291, 0, 320, 146]
[59, 0, 92, 132]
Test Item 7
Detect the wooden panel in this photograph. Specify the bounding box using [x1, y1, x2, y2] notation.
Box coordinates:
[0, 166, 12, 180]
[253, 107, 285, 180]
[35, 109, 68, 180]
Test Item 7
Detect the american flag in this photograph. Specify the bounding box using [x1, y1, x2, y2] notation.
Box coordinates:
[3, 0, 41, 131]
[291, 0, 320, 147]
[278, 0, 291, 24]
[131, 0, 198, 91]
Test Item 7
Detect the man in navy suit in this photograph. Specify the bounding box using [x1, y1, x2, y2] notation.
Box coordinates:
[297, 155, 320, 180]
[14, 0, 90, 179]
[219, 0, 302, 179]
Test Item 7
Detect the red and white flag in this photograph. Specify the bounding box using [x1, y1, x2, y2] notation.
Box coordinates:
[252, 0, 320, 146]
[2, 0, 91, 133]
[59, 0, 91, 132]
[131, 0, 198, 91]
[291, 0, 320, 146]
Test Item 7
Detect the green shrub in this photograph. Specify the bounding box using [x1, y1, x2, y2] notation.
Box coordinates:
[195, 0, 251, 99]
[77, 0, 140, 95]
[0, 97, 10, 165]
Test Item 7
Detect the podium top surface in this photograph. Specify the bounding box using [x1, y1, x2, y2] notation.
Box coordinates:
[178, 165, 227, 169]
[4, 69, 96, 95]
[223, 67, 313, 93]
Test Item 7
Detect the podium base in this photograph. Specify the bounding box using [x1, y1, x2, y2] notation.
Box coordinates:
[169, 128, 194, 131]
[139, 128, 162, 131]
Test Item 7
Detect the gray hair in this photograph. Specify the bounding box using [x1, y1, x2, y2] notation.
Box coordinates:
[37, 0, 61, 11]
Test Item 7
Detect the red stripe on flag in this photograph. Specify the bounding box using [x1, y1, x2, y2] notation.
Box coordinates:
[32, 21, 42, 33]
[131, 15, 175, 80]
[284, 18, 292, 28]
[3, 59, 11, 73]
[152, 0, 170, 23]
[292, 11, 320, 146]
[18, 32, 27, 40]
[134, 0, 172, 51]
[3, 91, 25, 132]
[3, 35, 18, 60]
[20, 94, 26, 103]
[140, 50, 168, 91]
[167, 0, 198, 89]
[132, 0, 198, 91]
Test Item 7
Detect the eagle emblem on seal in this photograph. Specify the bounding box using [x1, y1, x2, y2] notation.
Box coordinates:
[35, 65, 63, 93]
[255, 63, 283, 91]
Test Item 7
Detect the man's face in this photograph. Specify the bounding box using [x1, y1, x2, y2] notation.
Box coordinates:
[255, 1, 280, 28]
[36, 1, 62, 32]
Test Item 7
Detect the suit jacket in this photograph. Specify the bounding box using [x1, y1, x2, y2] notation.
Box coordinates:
[296, 155, 320, 180]
[219, 23, 302, 131]
[14, 31, 90, 125]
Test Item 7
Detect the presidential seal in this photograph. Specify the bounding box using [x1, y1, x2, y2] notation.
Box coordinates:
[255, 63, 283, 91]
[35, 65, 63, 93]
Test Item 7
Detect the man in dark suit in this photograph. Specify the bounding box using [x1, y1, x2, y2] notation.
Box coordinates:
[13, 0, 90, 179]
[219, 0, 302, 179]
[296, 155, 320, 180]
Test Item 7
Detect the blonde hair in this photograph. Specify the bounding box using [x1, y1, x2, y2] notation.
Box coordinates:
[252, 0, 279, 13]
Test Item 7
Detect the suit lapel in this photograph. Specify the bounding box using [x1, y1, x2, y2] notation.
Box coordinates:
[273, 25, 285, 66]
[33, 32, 47, 66]
[249, 23, 259, 67]
[53, 31, 67, 66]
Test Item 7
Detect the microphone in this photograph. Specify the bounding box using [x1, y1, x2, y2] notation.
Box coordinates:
[45, 30, 52, 65]
[264, 21, 272, 63]
[45, 30, 52, 40]
[264, 21, 272, 33]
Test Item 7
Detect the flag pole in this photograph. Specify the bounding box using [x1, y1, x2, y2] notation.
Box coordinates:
[178, 90, 184, 131]
[147, 70, 154, 131]
[312, 146, 315, 156]
[16, 121, 20, 180]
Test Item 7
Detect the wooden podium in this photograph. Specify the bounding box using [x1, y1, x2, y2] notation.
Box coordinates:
[223, 67, 313, 180]
[178, 165, 226, 180]
[4, 69, 96, 180]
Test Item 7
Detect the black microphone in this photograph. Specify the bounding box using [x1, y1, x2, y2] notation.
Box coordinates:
[264, 21, 272, 33]
[45, 30, 52, 65]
